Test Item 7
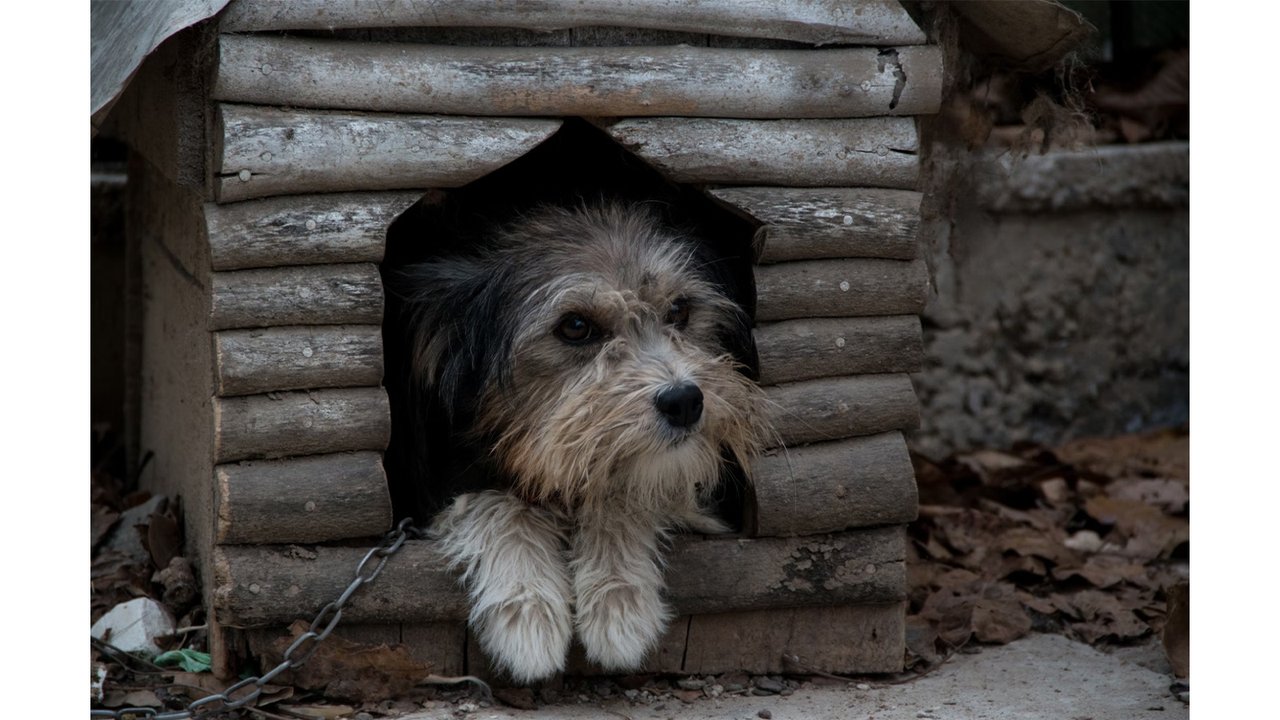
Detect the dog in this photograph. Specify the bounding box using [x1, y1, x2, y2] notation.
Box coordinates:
[393, 203, 769, 682]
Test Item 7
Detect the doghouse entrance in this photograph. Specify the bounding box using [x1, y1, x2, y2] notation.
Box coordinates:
[380, 118, 761, 532]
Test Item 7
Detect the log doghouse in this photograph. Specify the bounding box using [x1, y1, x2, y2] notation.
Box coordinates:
[111, 0, 940, 681]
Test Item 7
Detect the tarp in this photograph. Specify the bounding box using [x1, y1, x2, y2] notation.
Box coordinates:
[90, 0, 230, 134]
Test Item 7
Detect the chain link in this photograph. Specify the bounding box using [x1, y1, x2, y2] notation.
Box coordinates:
[91, 518, 425, 720]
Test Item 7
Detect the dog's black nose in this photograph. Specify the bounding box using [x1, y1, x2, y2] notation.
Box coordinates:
[655, 383, 704, 428]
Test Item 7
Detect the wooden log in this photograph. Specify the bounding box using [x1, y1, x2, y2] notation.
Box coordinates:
[215, 451, 392, 544]
[211, 526, 904, 626]
[213, 104, 561, 203]
[214, 325, 383, 396]
[710, 187, 922, 262]
[765, 374, 919, 446]
[402, 624, 469, 677]
[754, 258, 928, 322]
[219, 0, 927, 46]
[752, 432, 917, 536]
[213, 387, 391, 463]
[212, 35, 943, 118]
[600, 118, 918, 188]
[209, 263, 383, 331]
[755, 316, 922, 385]
[205, 192, 422, 271]
[682, 603, 905, 675]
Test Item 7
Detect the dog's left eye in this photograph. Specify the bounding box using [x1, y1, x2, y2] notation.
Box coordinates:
[555, 313, 603, 345]
[666, 297, 691, 328]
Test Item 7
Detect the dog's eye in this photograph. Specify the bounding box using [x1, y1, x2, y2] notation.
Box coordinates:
[555, 313, 602, 345]
[666, 297, 691, 328]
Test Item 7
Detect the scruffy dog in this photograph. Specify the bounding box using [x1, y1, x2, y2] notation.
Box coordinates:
[396, 203, 769, 682]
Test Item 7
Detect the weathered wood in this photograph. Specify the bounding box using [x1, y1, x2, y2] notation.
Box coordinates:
[205, 192, 422, 270]
[572, 26, 708, 47]
[209, 263, 383, 331]
[215, 451, 393, 544]
[214, 325, 383, 396]
[403, 624, 468, 677]
[212, 35, 943, 118]
[682, 603, 905, 674]
[213, 387, 391, 463]
[754, 258, 928, 322]
[211, 527, 904, 626]
[107, 25, 211, 191]
[765, 374, 919, 446]
[601, 118, 919, 188]
[710, 187, 921, 262]
[755, 316, 922, 385]
[219, 0, 926, 46]
[752, 432, 917, 536]
[131, 156, 219, 631]
[213, 104, 561, 202]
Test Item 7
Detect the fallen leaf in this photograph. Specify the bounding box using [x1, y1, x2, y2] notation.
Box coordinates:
[494, 687, 537, 710]
[92, 505, 120, 549]
[279, 703, 355, 719]
[1084, 496, 1188, 560]
[1052, 555, 1149, 589]
[1162, 581, 1189, 680]
[268, 621, 432, 702]
[1106, 478, 1189, 514]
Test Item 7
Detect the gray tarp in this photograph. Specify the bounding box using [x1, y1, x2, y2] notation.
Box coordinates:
[90, 0, 230, 134]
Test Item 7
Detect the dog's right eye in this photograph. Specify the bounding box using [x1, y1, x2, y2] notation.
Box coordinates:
[555, 313, 602, 345]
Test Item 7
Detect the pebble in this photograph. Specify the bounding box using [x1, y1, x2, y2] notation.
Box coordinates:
[457, 701, 478, 714]
[758, 710, 773, 719]
[678, 678, 706, 691]
[704, 684, 724, 698]
[753, 676, 785, 694]
[856, 683, 871, 691]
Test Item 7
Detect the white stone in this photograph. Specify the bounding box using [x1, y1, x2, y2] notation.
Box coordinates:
[91, 598, 175, 656]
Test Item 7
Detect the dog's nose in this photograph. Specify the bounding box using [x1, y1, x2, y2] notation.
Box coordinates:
[655, 383, 704, 428]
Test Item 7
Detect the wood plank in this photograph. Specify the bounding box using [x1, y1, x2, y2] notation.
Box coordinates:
[209, 263, 383, 331]
[213, 387, 391, 463]
[601, 118, 919, 188]
[205, 191, 422, 271]
[219, 0, 926, 46]
[754, 258, 928, 322]
[211, 527, 905, 626]
[213, 104, 561, 202]
[402, 623, 468, 677]
[682, 603, 905, 675]
[710, 187, 921, 262]
[765, 374, 919, 446]
[751, 432, 917, 536]
[212, 35, 943, 118]
[215, 451, 393, 544]
[755, 316, 922, 385]
[214, 325, 383, 396]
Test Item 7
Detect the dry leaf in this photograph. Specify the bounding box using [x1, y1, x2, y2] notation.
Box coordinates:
[268, 621, 432, 702]
[972, 594, 1032, 644]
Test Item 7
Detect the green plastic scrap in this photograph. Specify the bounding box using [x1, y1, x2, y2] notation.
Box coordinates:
[153, 648, 213, 673]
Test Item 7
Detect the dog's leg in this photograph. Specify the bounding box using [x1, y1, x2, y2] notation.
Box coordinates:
[429, 491, 573, 683]
[570, 507, 672, 671]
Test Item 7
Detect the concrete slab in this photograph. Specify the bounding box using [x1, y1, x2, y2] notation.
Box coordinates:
[399, 633, 1185, 720]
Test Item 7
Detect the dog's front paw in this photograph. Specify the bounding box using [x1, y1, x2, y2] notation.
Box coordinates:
[474, 595, 573, 683]
[576, 585, 671, 671]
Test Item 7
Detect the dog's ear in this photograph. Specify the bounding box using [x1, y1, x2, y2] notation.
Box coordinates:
[398, 258, 515, 421]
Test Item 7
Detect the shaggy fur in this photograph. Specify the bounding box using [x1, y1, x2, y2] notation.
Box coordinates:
[397, 204, 769, 682]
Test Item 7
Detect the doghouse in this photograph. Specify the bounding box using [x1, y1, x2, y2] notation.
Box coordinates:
[106, 0, 941, 679]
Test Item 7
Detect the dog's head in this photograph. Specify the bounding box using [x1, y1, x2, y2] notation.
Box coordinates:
[402, 203, 769, 511]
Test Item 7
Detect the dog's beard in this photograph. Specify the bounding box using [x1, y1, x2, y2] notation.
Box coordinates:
[479, 333, 768, 514]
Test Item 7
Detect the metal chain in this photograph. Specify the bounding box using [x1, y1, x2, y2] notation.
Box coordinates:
[91, 518, 424, 720]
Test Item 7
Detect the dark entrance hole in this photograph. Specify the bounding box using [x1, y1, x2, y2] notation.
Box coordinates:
[381, 118, 759, 532]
